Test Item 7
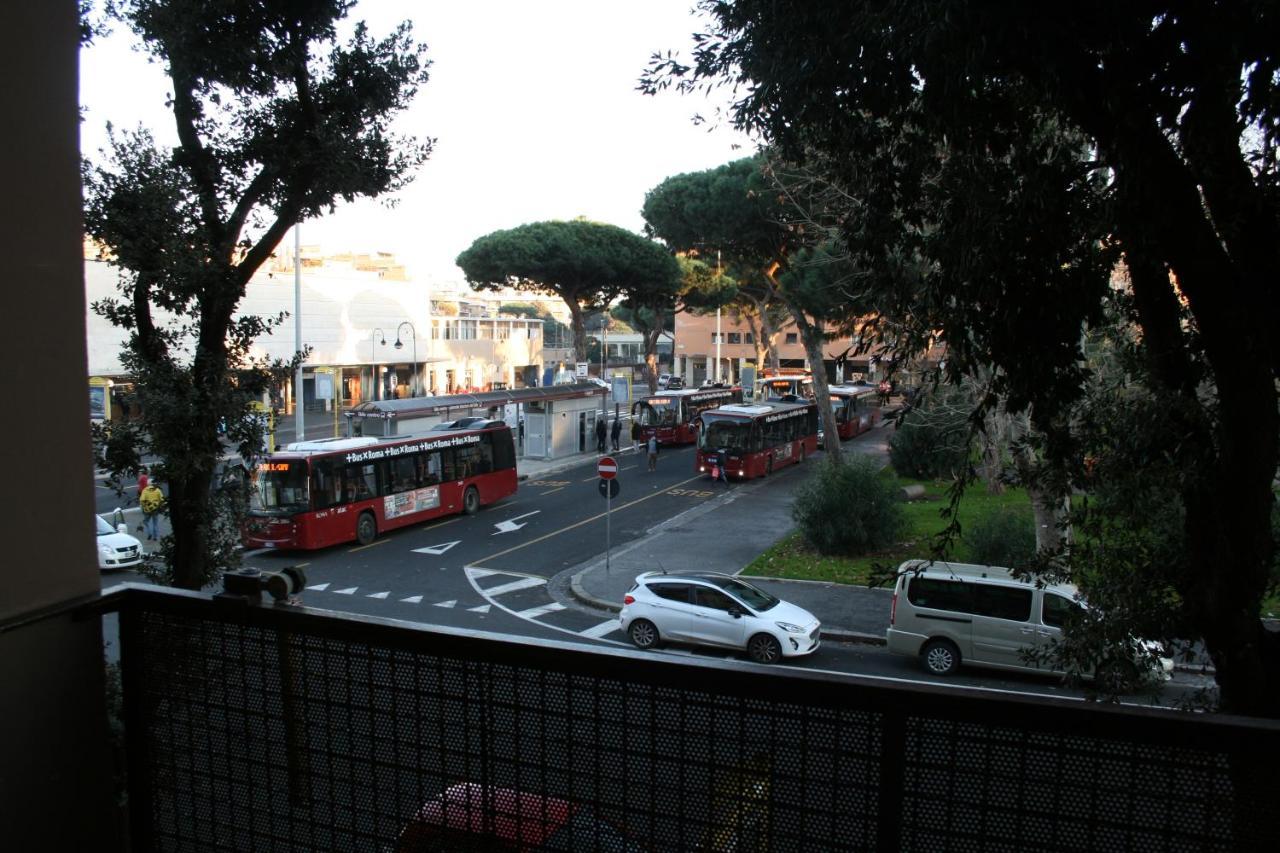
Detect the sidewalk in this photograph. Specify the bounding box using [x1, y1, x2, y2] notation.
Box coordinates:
[543, 425, 900, 645]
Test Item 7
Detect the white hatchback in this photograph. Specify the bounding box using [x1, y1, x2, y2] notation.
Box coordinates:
[96, 514, 143, 571]
[620, 572, 821, 664]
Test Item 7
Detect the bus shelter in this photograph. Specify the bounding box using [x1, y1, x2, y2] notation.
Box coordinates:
[344, 383, 607, 461]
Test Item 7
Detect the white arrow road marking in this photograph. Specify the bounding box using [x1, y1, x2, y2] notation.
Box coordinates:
[468, 604, 491, 613]
[483, 577, 546, 596]
[580, 620, 622, 639]
[412, 541, 460, 555]
[366, 591, 390, 599]
[400, 595, 423, 604]
[467, 568, 499, 579]
[434, 600, 457, 608]
[514, 602, 565, 619]
[492, 511, 541, 535]
[333, 587, 358, 595]
[306, 583, 330, 591]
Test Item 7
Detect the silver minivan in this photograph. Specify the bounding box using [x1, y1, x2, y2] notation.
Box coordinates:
[885, 560, 1084, 677]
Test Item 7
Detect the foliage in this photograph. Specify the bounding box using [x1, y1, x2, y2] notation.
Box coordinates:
[83, 0, 431, 589]
[457, 219, 679, 362]
[888, 387, 972, 480]
[500, 302, 571, 348]
[645, 0, 1280, 716]
[964, 507, 1036, 571]
[791, 456, 904, 556]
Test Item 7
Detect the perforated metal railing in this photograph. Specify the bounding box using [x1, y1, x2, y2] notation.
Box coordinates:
[109, 586, 1278, 852]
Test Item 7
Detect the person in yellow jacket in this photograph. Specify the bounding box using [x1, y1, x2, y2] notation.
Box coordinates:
[139, 482, 165, 541]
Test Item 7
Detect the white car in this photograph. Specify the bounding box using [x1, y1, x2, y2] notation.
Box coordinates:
[620, 571, 821, 663]
[96, 514, 143, 571]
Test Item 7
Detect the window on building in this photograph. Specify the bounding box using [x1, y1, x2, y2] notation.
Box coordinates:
[744, 332, 754, 344]
[711, 332, 722, 343]
[727, 332, 741, 344]
[785, 333, 798, 344]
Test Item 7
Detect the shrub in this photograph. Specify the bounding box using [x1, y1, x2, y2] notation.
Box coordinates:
[888, 394, 971, 479]
[965, 506, 1036, 569]
[792, 456, 905, 556]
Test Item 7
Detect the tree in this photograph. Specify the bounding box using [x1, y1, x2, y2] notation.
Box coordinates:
[456, 220, 679, 363]
[646, 1, 1280, 716]
[82, 0, 431, 590]
[501, 302, 572, 349]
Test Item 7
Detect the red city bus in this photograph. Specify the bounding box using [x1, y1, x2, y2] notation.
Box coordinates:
[696, 401, 820, 480]
[827, 382, 883, 440]
[243, 422, 518, 550]
[756, 372, 814, 401]
[632, 385, 742, 445]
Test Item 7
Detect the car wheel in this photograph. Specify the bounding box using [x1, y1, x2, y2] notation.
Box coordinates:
[628, 619, 660, 650]
[922, 639, 960, 676]
[463, 486, 480, 515]
[747, 633, 782, 664]
[356, 511, 377, 546]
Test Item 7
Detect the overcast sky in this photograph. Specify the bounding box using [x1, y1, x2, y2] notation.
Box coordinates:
[79, 1, 754, 285]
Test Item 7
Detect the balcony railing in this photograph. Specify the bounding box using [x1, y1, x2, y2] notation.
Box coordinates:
[103, 584, 1279, 852]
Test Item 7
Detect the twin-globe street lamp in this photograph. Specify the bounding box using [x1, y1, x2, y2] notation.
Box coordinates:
[394, 321, 417, 397]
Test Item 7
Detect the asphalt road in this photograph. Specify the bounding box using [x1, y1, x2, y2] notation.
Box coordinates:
[99, 442, 1215, 711]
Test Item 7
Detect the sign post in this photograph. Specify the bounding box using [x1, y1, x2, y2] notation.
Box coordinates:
[598, 456, 618, 573]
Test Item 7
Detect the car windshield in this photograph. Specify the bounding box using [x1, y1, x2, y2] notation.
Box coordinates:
[95, 515, 114, 536]
[707, 576, 779, 612]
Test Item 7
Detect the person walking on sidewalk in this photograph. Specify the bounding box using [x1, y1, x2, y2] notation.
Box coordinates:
[610, 417, 621, 452]
[647, 434, 659, 471]
[139, 481, 165, 541]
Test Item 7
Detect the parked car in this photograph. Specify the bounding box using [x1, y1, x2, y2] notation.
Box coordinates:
[885, 560, 1174, 681]
[396, 782, 643, 852]
[96, 513, 143, 571]
[657, 373, 672, 389]
[620, 571, 821, 664]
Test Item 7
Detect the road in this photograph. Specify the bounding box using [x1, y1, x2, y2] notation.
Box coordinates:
[99, 441, 1215, 711]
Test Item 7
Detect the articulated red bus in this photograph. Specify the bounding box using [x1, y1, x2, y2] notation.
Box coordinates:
[632, 385, 741, 445]
[243, 422, 517, 550]
[695, 401, 820, 480]
[827, 383, 883, 439]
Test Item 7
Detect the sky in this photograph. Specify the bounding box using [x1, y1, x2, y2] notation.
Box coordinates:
[79, 1, 755, 286]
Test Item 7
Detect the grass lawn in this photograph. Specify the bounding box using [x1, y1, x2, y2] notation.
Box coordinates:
[745, 471, 1031, 588]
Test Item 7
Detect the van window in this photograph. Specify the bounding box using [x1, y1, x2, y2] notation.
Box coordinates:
[972, 584, 1033, 621]
[906, 577, 972, 613]
[1042, 592, 1078, 628]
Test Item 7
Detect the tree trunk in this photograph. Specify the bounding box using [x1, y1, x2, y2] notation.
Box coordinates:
[789, 305, 842, 463]
[567, 302, 588, 363]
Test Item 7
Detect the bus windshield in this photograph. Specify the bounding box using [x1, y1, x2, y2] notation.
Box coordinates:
[250, 460, 310, 515]
[698, 414, 752, 454]
[634, 398, 679, 427]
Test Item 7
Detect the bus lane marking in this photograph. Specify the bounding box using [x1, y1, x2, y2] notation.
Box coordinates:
[538, 487, 566, 496]
[468, 474, 704, 568]
[348, 538, 392, 553]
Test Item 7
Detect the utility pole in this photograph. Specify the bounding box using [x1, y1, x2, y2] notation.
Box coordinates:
[293, 224, 304, 441]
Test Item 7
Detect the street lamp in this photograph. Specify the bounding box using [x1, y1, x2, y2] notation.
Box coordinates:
[394, 321, 417, 397]
[371, 328, 386, 400]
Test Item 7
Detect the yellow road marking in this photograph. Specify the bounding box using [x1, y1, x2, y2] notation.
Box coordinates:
[470, 474, 704, 567]
[348, 538, 392, 553]
[538, 487, 566, 496]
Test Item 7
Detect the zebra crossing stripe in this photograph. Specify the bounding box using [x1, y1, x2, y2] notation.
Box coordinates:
[580, 620, 621, 639]
[513, 602, 565, 619]
[483, 577, 545, 596]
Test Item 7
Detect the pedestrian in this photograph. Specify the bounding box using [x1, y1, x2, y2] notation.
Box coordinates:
[595, 417, 607, 454]
[136, 467, 149, 496]
[647, 434, 659, 472]
[877, 379, 891, 406]
[139, 481, 165, 541]
[610, 417, 621, 452]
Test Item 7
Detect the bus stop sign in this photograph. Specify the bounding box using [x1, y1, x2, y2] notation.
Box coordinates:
[597, 457, 618, 480]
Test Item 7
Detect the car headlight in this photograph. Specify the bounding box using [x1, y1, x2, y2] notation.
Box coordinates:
[775, 622, 805, 634]
[98, 543, 113, 557]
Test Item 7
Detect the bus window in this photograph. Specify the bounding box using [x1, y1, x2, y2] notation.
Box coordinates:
[390, 456, 416, 493]
[700, 415, 752, 455]
[312, 459, 340, 509]
[343, 463, 377, 501]
[253, 460, 310, 513]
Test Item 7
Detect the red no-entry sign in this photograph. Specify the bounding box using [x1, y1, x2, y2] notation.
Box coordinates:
[597, 456, 618, 480]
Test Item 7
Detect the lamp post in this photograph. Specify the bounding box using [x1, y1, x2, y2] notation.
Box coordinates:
[395, 321, 417, 397]
[370, 328, 386, 401]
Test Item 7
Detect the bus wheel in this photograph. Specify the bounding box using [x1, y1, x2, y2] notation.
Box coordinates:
[765, 456, 774, 477]
[463, 486, 480, 515]
[356, 511, 377, 546]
